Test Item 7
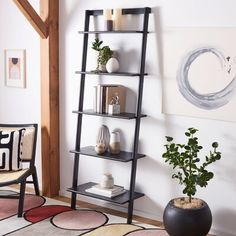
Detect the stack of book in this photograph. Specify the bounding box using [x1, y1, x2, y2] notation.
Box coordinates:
[94, 84, 126, 113]
[85, 184, 126, 198]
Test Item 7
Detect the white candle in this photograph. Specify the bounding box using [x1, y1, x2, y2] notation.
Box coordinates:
[103, 9, 112, 21]
[103, 9, 113, 31]
[113, 8, 122, 30]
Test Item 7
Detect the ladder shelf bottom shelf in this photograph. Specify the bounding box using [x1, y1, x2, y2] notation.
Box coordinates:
[67, 182, 144, 204]
[70, 146, 146, 162]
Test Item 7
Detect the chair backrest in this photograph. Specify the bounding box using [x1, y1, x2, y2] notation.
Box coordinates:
[0, 124, 38, 167]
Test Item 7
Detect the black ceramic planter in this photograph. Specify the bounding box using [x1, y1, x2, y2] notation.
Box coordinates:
[163, 198, 212, 236]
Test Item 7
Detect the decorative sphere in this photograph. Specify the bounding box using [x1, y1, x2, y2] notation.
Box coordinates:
[106, 57, 120, 73]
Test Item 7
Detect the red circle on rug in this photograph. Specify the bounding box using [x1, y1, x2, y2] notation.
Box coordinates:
[51, 209, 108, 230]
[125, 229, 169, 236]
[24, 205, 72, 223]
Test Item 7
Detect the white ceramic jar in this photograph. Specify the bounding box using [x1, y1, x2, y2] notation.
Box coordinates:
[109, 131, 120, 154]
[100, 173, 114, 189]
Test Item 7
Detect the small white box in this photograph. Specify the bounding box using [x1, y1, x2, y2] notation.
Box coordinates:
[108, 104, 120, 114]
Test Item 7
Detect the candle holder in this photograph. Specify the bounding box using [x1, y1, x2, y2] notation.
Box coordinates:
[103, 9, 113, 31]
[113, 8, 122, 31]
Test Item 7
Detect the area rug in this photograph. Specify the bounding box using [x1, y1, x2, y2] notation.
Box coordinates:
[0, 190, 168, 236]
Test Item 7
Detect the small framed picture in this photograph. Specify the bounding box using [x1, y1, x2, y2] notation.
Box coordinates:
[5, 49, 26, 88]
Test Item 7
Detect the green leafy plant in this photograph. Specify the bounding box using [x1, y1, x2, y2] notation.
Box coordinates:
[92, 38, 103, 51]
[162, 128, 221, 203]
[98, 46, 113, 66]
[91, 38, 113, 71]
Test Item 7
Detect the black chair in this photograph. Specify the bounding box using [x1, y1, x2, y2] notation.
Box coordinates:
[0, 123, 39, 217]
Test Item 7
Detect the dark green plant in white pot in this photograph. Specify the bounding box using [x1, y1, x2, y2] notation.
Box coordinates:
[162, 127, 221, 236]
[92, 38, 113, 72]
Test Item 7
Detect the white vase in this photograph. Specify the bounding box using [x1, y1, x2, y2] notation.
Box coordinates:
[95, 125, 110, 152]
[100, 173, 114, 189]
[106, 57, 119, 73]
[98, 63, 107, 72]
[109, 131, 120, 154]
[94, 51, 107, 72]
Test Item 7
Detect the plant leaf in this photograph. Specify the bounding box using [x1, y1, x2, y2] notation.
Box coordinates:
[165, 136, 173, 142]
[212, 142, 218, 148]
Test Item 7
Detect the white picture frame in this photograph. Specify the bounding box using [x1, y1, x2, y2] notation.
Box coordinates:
[5, 49, 26, 88]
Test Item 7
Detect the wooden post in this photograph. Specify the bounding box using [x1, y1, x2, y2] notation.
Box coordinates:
[13, 0, 59, 197]
[40, 0, 59, 197]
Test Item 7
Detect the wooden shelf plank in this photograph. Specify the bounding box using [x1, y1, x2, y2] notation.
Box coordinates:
[75, 71, 148, 76]
[70, 146, 145, 162]
[72, 110, 147, 120]
[67, 182, 144, 204]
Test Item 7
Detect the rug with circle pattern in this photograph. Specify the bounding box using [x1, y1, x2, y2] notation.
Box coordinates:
[0, 191, 168, 236]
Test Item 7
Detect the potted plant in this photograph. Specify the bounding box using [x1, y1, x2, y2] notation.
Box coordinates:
[162, 127, 221, 236]
[92, 38, 113, 72]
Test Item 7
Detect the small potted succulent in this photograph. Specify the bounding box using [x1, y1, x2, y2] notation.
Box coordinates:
[162, 127, 221, 236]
[91, 38, 113, 72]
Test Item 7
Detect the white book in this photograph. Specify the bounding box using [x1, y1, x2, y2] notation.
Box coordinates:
[85, 187, 126, 198]
[96, 85, 102, 113]
[93, 86, 97, 112]
[91, 184, 124, 194]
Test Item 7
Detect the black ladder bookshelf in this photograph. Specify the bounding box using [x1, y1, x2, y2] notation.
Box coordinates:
[67, 7, 151, 224]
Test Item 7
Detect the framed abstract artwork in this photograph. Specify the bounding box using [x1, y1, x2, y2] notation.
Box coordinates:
[5, 49, 26, 88]
[162, 28, 236, 122]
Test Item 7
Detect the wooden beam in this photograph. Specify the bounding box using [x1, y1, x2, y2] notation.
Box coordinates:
[13, 0, 48, 38]
[40, 0, 60, 197]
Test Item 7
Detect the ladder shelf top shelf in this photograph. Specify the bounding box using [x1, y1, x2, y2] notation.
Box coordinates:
[78, 30, 148, 34]
[70, 146, 146, 162]
[67, 182, 144, 204]
[86, 7, 151, 16]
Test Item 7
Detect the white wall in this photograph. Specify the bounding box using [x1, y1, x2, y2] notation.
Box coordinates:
[1, 0, 234, 234]
[0, 1, 41, 186]
[60, 1, 236, 236]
